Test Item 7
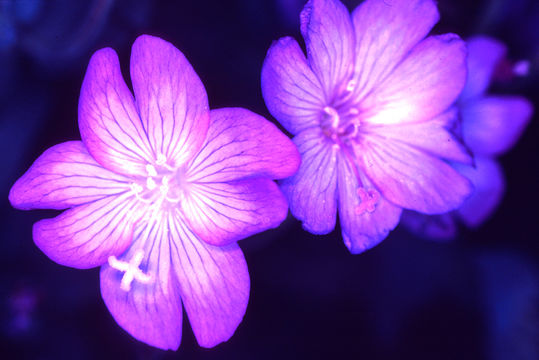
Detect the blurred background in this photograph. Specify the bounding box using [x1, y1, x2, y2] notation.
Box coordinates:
[0, 0, 538, 359]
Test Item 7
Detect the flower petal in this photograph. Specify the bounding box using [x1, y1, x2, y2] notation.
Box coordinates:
[460, 36, 506, 101]
[281, 128, 338, 234]
[130, 35, 210, 168]
[300, 0, 355, 96]
[9, 141, 130, 210]
[79, 48, 154, 176]
[261, 36, 324, 135]
[33, 193, 139, 269]
[337, 156, 401, 253]
[455, 157, 505, 227]
[187, 108, 300, 183]
[461, 96, 532, 156]
[366, 108, 472, 164]
[361, 136, 473, 214]
[351, 0, 439, 100]
[400, 211, 458, 241]
[363, 34, 467, 125]
[100, 217, 183, 350]
[169, 211, 249, 348]
[181, 179, 288, 246]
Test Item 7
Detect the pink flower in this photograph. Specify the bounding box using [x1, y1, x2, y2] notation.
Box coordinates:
[402, 36, 533, 239]
[9, 35, 299, 350]
[261, 0, 472, 253]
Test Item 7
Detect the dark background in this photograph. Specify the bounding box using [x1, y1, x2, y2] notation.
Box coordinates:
[1, 0, 538, 359]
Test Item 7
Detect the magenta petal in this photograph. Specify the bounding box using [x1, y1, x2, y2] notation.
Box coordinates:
[281, 128, 338, 234]
[367, 108, 472, 164]
[455, 157, 505, 227]
[181, 179, 288, 246]
[169, 212, 249, 348]
[79, 48, 154, 176]
[187, 108, 300, 183]
[351, 0, 439, 100]
[261, 37, 324, 135]
[100, 218, 183, 350]
[337, 157, 401, 254]
[362, 137, 473, 214]
[9, 141, 130, 210]
[130, 35, 210, 168]
[33, 193, 139, 269]
[363, 34, 466, 125]
[461, 96, 532, 156]
[300, 0, 355, 95]
[460, 36, 506, 101]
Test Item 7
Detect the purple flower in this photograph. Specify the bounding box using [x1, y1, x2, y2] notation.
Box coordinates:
[261, 0, 473, 253]
[9, 35, 299, 350]
[402, 36, 533, 239]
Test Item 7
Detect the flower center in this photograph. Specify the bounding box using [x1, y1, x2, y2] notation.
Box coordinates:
[321, 79, 381, 217]
[321, 80, 362, 145]
[321, 106, 360, 142]
[129, 154, 187, 211]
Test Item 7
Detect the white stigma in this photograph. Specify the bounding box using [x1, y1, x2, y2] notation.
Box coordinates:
[108, 249, 152, 292]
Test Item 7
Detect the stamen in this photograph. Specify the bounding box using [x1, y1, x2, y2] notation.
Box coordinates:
[108, 249, 152, 292]
[156, 153, 167, 165]
[324, 106, 340, 128]
[146, 177, 157, 190]
[341, 123, 359, 138]
[130, 183, 143, 194]
[355, 187, 380, 215]
[346, 79, 357, 92]
[146, 164, 158, 177]
[348, 107, 359, 115]
[159, 176, 169, 196]
[166, 194, 182, 203]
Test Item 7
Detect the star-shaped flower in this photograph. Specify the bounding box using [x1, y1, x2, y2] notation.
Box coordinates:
[9, 35, 299, 350]
[402, 36, 533, 239]
[261, 0, 473, 253]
